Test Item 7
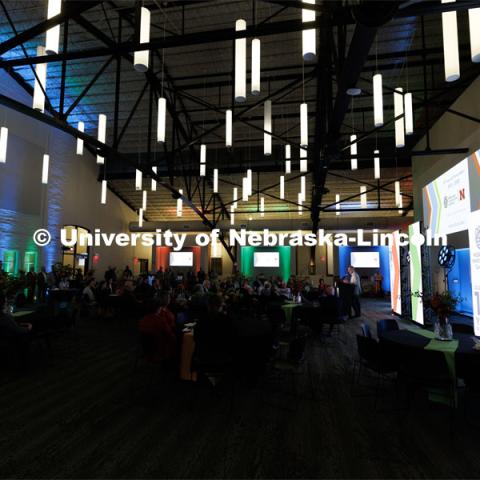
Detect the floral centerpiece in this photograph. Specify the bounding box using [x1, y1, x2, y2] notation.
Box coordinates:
[425, 291, 460, 340]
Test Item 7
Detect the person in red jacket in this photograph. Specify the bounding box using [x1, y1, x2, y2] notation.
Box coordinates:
[138, 292, 177, 363]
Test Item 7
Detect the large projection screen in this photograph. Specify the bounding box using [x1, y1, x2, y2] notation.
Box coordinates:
[409, 222, 424, 324]
[253, 251, 279, 268]
[350, 251, 380, 269]
[468, 210, 480, 336]
[422, 158, 470, 235]
[389, 230, 402, 315]
[169, 251, 193, 267]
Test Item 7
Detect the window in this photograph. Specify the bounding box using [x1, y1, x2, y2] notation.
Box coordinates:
[62, 225, 90, 274]
[24, 251, 37, 272]
[3, 250, 17, 274]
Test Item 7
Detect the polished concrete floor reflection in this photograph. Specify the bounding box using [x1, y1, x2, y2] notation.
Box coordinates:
[1, 299, 479, 479]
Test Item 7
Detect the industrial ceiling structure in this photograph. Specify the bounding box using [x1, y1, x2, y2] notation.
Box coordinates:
[0, 0, 479, 261]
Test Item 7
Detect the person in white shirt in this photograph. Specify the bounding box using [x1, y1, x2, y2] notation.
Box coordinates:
[347, 265, 362, 318]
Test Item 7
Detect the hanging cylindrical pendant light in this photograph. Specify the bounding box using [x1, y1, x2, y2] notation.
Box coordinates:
[441, 0, 460, 82]
[264, 100, 272, 156]
[98, 113, 106, 144]
[247, 169, 252, 196]
[76, 121, 84, 155]
[373, 73, 384, 127]
[398, 194, 403, 214]
[373, 149, 381, 180]
[300, 176, 306, 201]
[200, 144, 206, 164]
[302, 0, 316, 61]
[336, 194, 340, 216]
[225, 109, 232, 147]
[242, 177, 249, 201]
[96, 155, 104, 165]
[213, 168, 219, 193]
[285, 160, 291, 174]
[260, 197, 265, 217]
[251, 38, 261, 95]
[285, 144, 291, 161]
[235, 19, 247, 103]
[300, 147, 308, 173]
[33, 46, 47, 112]
[0, 127, 8, 163]
[395, 180, 401, 207]
[394, 87, 405, 148]
[350, 134, 358, 171]
[135, 168, 142, 191]
[200, 163, 206, 177]
[138, 208, 143, 227]
[280, 175, 285, 199]
[360, 186, 367, 208]
[469, 8, 480, 62]
[404, 92, 414, 135]
[300, 103, 308, 147]
[157, 97, 166, 143]
[151, 166, 157, 191]
[298, 193, 303, 215]
[101, 180, 107, 205]
[45, 0, 61, 55]
[142, 190, 147, 210]
[230, 207, 235, 226]
[233, 187, 238, 208]
[134, 6, 151, 72]
[177, 189, 183, 217]
[42, 154, 49, 184]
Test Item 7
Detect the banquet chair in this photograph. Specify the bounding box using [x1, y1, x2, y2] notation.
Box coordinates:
[360, 323, 372, 338]
[376, 318, 399, 338]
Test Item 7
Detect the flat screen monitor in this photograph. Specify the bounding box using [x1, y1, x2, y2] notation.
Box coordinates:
[350, 251, 380, 269]
[169, 251, 193, 267]
[254, 251, 280, 268]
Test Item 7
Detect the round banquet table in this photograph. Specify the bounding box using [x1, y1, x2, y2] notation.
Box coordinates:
[380, 328, 480, 379]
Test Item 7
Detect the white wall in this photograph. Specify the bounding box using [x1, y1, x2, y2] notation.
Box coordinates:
[0, 71, 151, 277]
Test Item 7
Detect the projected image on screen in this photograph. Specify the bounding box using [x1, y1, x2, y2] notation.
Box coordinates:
[350, 252, 380, 269]
[169, 251, 193, 267]
[254, 252, 280, 268]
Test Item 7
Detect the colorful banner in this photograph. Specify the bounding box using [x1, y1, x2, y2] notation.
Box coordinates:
[409, 222, 424, 324]
[389, 230, 402, 315]
[468, 209, 480, 336]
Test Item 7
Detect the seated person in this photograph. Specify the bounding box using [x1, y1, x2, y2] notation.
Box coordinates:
[138, 292, 177, 363]
[82, 278, 97, 306]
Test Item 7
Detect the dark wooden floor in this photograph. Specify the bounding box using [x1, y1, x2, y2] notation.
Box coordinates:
[1, 298, 480, 479]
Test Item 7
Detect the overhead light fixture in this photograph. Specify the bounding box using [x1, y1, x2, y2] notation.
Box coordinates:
[235, 19, 247, 103]
[76, 121, 84, 155]
[98, 113, 106, 144]
[280, 175, 285, 199]
[398, 194, 403, 215]
[285, 160, 291, 174]
[374, 149, 381, 180]
[373, 73, 383, 127]
[142, 190, 147, 210]
[251, 38, 261, 95]
[200, 143, 206, 164]
[213, 168, 219, 193]
[42, 154, 49, 184]
[395, 180, 401, 207]
[101, 179, 107, 204]
[300, 175, 306, 201]
[138, 208, 143, 227]
[0, 127, 8, 163]
[151, 166, 157, 191]
[96, 155, 104, 165]
[135, 168, 142, 191]
[469, 8, 480, 62]
[441, 0, 460, 82]
[225, 109, 232, 147]
[45, 0, 61, 55]
[350, 134, 358, 170]
[157, 97, 166, 143]
[260, 196, 265, 217]
[264, 100, 272, 156]
[336, 193, 340, 216]
[233, 187, 238, 208]
[285, 144, 291, 160]
[298, 193, 303, 215]
[302, 0, 316, 61]
[33, 46, 47, 112]
[242, 177, 248, 201]
[300, 103, 308, 147]
[394, 87, 405, 148]
[230, 206, 235, 226]
[404, 92, 414, 135]
[134, 6, 150, 72]
[360, 186, 367, 208]
[200, 163, 206, 177]
[177, 188, 183, 217]
[247, 168, 253, 196]
[300, 147, 308, 173]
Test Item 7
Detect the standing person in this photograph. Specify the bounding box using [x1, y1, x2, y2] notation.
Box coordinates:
[25, 267, 36, 304]
[37, 266, 48, 303]
[374, 271, 383, 296]
[347, 265, 362, 318]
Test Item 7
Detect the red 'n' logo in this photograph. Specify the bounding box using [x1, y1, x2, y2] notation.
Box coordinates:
[459, 188, 465, 200]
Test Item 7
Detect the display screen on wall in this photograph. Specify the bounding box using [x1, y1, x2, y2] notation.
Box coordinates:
[422, 158, 471, 235]
[409, 222, 424, 325]
[253, 251, 279, 268]
[389, 230, 402, 315]
[169, 251, 193, 267]
[350, 251, 380, 269]
[468, 210, 480, 336]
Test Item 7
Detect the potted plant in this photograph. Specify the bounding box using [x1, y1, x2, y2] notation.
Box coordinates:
[425, 291, 461, 341]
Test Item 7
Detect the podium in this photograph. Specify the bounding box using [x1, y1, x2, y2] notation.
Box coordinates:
[337, 282, 355, 317]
